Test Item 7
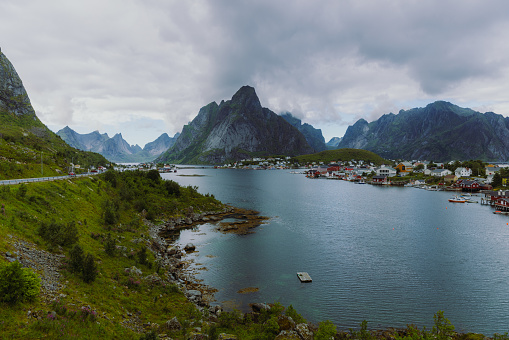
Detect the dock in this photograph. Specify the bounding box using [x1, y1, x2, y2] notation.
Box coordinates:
[297, 272, 312, 282]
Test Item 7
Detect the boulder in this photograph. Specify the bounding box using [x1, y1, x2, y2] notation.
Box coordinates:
[218, 334, 237, 340]
[184, 243, 196, 252]
[275, 330, 301, 339]
[186, 290, 202, 302]
[277, 315, 296, 331]
[164, 316, 181, 331]
[296, 323, 314, 340]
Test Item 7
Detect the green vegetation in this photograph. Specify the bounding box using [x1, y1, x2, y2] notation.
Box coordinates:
[292, 148, 388, 166]
[0, 261, 41, 304]
[0, 107, 109, 180]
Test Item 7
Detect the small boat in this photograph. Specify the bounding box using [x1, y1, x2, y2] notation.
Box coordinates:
[448, 195, 466, 203]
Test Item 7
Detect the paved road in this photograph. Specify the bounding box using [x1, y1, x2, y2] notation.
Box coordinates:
[0, 173, 99, 186]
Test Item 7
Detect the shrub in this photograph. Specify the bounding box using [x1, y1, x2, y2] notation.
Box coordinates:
[16, 183, 27, 199]
[432, 311, 455, 340]
[104, 233, 116, 256]
[68, 244, 84, 274]
[285, 304, 306, 324]
[82, 254, 98, 283]
[137, 245, 149, 266]
[38, 220, 79, 247]
[165, 180, 181, 197]
[315, 320, 337, 340]
[0, 261, 41, 304]
[102, 199, 119, 225]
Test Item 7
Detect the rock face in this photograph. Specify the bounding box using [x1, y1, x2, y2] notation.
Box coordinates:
[157, 86, 314, 164]
[57, 126, 179, 163]
[0, 49, 36, 117]
[326, 137, 342, 149]
[281, 112, 326, 152]
[337, 101, 509, 161]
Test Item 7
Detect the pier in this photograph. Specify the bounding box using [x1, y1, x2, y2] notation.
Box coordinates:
[297, 272, 312, 282]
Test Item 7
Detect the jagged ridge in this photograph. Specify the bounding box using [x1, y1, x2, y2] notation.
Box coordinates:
[337, 101, 509, 161]
[157, 86, 314, 164]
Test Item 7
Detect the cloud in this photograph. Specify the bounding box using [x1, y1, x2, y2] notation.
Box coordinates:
[2, 0, 509, 145]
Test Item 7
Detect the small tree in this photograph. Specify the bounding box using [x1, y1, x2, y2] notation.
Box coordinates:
[82, 254, 98, 283]
[68, 244, 84, 274]
[432, 310, 455, 340]
[0, 261, 41, 304]
[104, 233, 116, 256]
[492, 173, 502, 188]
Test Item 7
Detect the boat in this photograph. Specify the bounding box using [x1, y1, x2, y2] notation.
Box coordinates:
[448, 195, 466, 203]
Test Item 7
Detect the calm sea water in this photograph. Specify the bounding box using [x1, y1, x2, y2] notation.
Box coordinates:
[162, 169, 509, 334]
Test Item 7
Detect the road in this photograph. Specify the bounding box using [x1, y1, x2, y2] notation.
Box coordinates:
[0, 173, 99, 186]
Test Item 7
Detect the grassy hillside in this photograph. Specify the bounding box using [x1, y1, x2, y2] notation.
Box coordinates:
[0, 170, 224, 338]
[292, 148, 388, 165]
[0, 108, 108, 180]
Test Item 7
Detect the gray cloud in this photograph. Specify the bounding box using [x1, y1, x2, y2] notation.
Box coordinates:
[1, 0, 509, 145]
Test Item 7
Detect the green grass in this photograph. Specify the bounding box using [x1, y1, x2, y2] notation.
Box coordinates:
[292, 148, 388, 165]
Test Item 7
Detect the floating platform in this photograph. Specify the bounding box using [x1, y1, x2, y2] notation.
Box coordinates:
[297, 272, 312, 282]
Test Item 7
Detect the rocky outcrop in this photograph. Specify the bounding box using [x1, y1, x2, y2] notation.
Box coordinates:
[0, 49, 36, 116]
[157, 86, 314, 164]
[326, 137, 342, 149]
[281, 112, 326, 152]
[337, 101, 509, 161]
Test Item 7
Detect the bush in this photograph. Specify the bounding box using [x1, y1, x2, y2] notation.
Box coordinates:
[285, 304, 306, 324]
[38, 220, 79, 247]
[104, 233, 116, 256]
[432, 311, 455, 340]
[82, 254, 98, 283]
[68, 244, 84, 274]
[0, 261, 41, 304]
[165, 180, 181, 197]
[102, 199, 119, 225]
[315, 320, 337, 340]
[16, 183, 27, 199]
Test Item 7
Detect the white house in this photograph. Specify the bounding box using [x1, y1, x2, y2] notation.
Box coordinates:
[376, 165, 397, 177]
[455, 167, 472, 177]
[485, 166, 501, 176]
[430, 169, 452, 177]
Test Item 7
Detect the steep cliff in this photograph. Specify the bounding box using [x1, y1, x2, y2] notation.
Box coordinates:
[337, 101, 509, 161]
[281, 112, 326, 152]
[157, 86, 313, 164]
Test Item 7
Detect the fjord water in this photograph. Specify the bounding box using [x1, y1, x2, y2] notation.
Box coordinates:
[163, 169, 509, 334]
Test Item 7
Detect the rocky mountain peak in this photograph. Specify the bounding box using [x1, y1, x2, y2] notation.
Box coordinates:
[0, 50, 36, 116]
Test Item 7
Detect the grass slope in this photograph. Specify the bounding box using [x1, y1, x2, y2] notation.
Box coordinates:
[293, 148, 387, 165]
[0, 108, 108, 180]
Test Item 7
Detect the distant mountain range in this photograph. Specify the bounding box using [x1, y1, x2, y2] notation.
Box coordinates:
[156, 86, 314, 164]
[281, 112, 326, 152]
[337, 101, 509, 161]
[57, 126, 179, 163]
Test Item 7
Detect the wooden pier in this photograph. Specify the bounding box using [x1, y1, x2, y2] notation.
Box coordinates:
[297, 272, 312, 282]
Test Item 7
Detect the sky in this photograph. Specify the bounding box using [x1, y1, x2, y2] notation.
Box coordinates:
[2, 1, 509, 148]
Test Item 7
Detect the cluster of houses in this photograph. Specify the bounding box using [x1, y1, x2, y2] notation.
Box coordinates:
[306, 160, 509, 189]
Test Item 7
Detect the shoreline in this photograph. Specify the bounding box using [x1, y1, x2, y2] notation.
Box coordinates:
[149, 205, 270, 311]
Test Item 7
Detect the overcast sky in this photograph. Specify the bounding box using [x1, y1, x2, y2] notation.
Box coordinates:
[2, 1, 509, 147]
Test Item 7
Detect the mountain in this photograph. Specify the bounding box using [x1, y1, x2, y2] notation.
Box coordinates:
[326, 137, 342, 149]
[156, 86, 314, 164]
[337, 101, 509, 161]
[144, 132, 180, 157]
[280, 112, 326, 152]
[56, 127, 179, 163]
[0, 49, 108, 179]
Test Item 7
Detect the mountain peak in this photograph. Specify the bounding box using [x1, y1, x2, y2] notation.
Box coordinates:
[231, 85, 261, 111]
[0, 50, 36, 117]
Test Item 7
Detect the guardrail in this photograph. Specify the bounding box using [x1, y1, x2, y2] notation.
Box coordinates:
[0, 173, 99, 186]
